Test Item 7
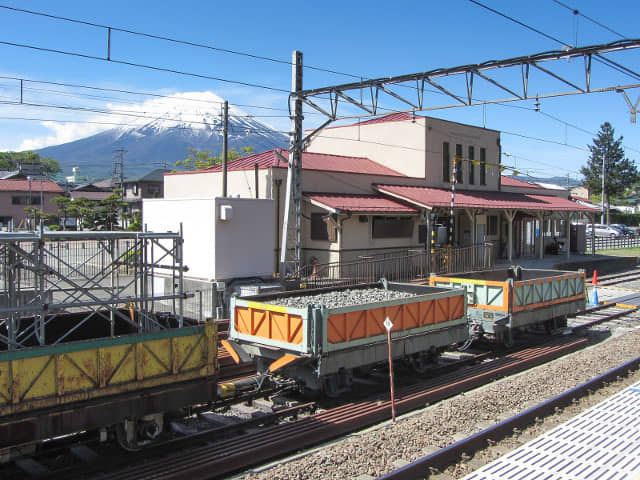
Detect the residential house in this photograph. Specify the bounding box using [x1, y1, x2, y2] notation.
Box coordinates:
[0, 179, 64, 229]
[122, 169, 168, 214]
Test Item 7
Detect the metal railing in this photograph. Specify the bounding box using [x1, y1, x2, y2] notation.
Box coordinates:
[0, 231, 187, 350]
[299, 243, 494, 288]
[586, 234, 640, 251]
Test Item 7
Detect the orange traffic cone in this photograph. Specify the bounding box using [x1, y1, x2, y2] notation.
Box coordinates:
[589, 269, 599, 305]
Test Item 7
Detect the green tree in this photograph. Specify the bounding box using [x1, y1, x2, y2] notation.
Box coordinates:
[52, 196, 72, 230]
[174, 146, 254, 171]
[93, 190, 127, 230]
[72, 198, 99, 231]
[124, 211, 142, 231]
[580, 122, 638, 223]
[0, 151, 62, 177]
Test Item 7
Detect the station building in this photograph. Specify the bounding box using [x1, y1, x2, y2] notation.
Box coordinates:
[161, 113, 597, 272]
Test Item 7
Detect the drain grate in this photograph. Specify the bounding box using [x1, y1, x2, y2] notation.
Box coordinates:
[462, 382, 640, 480]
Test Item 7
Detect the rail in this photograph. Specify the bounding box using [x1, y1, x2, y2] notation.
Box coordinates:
[586, 234, 640, 251]
[298, 243, 494, 288]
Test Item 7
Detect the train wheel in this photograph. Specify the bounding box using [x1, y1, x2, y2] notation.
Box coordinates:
[322, 369, 353, 398]
[115, 414, 164, 451]
[409, 351, 435, 374]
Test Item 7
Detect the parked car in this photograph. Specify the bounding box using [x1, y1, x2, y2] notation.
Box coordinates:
[586, 224, 623, 237]
[611, 223, 634, 235]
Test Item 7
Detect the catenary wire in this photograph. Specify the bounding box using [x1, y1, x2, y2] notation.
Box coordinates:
[0, 4, 364, 81]
[550, 0, 628, 39]
[0, 39, 291, 93]
[0, 75, 293, 112]
[467, 0, 639, 81]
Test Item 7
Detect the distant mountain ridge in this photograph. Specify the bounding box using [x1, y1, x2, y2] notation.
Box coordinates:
[35, 92, 288, 180]
[511, 175, 582, 188]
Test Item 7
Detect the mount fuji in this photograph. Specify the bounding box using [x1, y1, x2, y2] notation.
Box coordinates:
[36, 92, 289, 179]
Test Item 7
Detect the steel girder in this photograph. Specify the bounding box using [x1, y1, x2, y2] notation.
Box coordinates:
[295, 39, 640, 122]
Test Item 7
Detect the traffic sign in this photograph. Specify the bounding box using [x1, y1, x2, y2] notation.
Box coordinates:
[384, 317, 393, 331]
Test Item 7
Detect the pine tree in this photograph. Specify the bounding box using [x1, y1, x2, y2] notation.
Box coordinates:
[580, 122, 638, 223]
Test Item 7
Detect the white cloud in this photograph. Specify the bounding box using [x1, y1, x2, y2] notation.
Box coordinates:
[18, 121, 108, 150]
[12, 91, 249, 151]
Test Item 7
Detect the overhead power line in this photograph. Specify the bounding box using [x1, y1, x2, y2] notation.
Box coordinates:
[467, 0, 639, 82]
[0, 75, 296, 113]
[0, 4, 364, 81]
[0, 39, 291, 93]
[550, 0, 627, 39]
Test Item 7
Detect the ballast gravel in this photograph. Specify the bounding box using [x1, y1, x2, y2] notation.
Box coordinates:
[241, 324, 640, 480]
[267, 288, 415, 309]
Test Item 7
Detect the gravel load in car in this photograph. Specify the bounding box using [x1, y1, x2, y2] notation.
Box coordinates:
[266, 288, 416, 309]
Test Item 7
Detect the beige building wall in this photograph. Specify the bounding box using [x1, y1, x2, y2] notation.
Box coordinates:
[425, 117, 501, 191]
[307, 116, 501, 191]
[307, 118, 426, 178]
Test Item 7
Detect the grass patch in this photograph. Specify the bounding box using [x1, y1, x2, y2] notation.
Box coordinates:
[596, 247, 640, 257]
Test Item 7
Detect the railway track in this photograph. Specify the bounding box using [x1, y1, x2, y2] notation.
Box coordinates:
[593, 268, 640, 286]
[377, 354, 640, 480]
[5, 305, 637, 480]
[30, 337, 585, 480]
[567, 302, 640, 332]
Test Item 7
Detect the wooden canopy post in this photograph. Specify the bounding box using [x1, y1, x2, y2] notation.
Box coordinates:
[535, 212, 545, 260]
[504, 209, 516, 262]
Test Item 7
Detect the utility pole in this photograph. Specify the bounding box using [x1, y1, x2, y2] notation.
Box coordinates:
[222, 100, 228, 197]
[601, 151, 606, 224]
[280, 50, 303, 276]
[112, 148, 126, 199]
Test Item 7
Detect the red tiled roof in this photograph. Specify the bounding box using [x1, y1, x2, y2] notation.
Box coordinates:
[376, 185, 598, 212]
[500, 175, 543, 189]
[0, 179, 63, 193]
[351, 112, 415, 127]
[305, 193, 418, 214]
[70, 191, 112, 201]
[571, 195, 590, 202]
[166, 149, 407, 177]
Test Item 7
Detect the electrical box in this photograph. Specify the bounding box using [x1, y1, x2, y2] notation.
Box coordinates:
[143, 197, 275, 281]
[219, 204, 233, 221]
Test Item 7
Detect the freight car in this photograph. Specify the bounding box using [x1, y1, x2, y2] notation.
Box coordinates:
[223, 280, 467, 394]
[429, 267, 586, 345]
[0, 321, 218, 452]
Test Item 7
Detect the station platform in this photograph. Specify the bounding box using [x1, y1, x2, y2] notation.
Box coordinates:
[460, 380, 640, 480]
[496, 253, 637, 276]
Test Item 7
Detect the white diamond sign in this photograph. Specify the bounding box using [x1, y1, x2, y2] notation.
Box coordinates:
[383, 317, 393, 331]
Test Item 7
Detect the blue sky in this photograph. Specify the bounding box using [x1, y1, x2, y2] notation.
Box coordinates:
[0, 0, 637, 181]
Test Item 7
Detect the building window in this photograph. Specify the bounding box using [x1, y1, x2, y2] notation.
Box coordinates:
[480, 147, 486, 185]
[442, 142, 450, 182]
[455, 144, 463, 183]
[468, 146, 475, 184]
[132, 184, 138, 195]
[372, 216, 414, 238]
[311, 213, 337, 242]
[487, 215, 498, 235]
[147, 184, 161, 197]
[11, 195, 40, 205]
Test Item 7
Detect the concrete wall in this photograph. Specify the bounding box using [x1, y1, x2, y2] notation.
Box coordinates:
[164, 169, 272, 200]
